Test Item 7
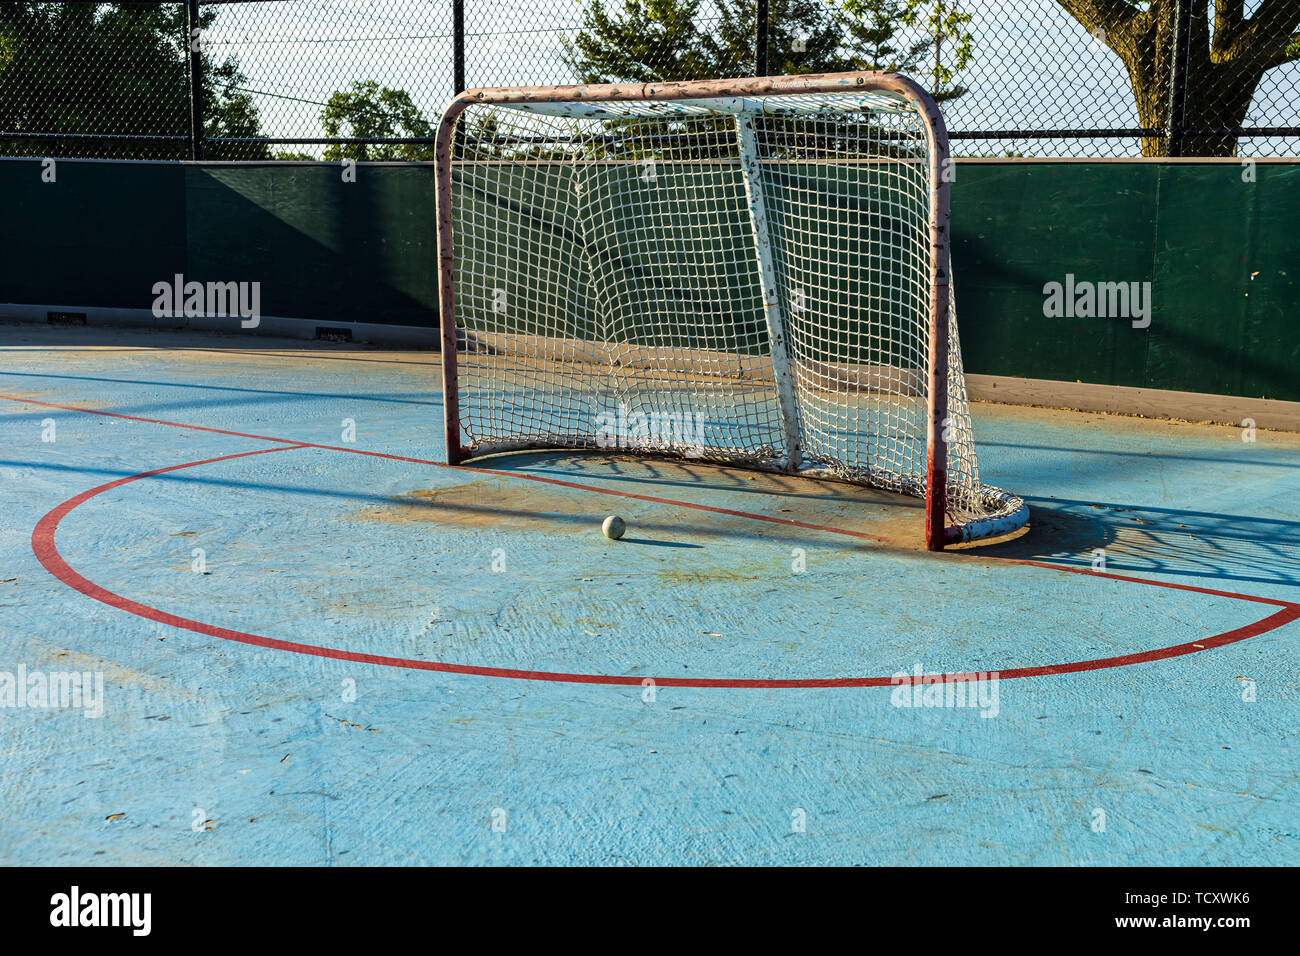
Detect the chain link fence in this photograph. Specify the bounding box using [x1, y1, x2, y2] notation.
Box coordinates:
[2, 0, 1297, 160]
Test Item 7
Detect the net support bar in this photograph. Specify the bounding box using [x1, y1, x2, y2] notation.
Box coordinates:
[736, 113, 802, 471]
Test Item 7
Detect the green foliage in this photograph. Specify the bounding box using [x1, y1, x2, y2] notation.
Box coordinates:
[565, 0, 973, 100]
[840, 0, 932, 73]
[563, 0, 711, 83]
[716, 0, 870, 76]
[555, 0, 978, 163]
[319, 80, 435, 161]
[900, 0, 974, 100]
[0, 2, 267, 159]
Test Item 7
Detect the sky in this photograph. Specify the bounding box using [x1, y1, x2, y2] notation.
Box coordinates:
[198, 0, 1300, 157]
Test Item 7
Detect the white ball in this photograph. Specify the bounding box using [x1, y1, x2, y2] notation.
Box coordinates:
[602, 515, 626, 540]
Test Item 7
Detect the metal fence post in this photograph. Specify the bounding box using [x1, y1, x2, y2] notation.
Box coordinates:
[755, 0, 768, 77]
[186, 0, 205, 160]
[1165, 0, 1191, 157]
[453, 0, 466, 94]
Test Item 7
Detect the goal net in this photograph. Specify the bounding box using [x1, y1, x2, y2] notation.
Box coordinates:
[436, 74, 1028, 549]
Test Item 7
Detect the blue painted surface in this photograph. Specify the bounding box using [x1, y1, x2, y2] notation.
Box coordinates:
[0, 325, 1297, 865]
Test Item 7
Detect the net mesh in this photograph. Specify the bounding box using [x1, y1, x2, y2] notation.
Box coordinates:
[446, 90, 1025, 540]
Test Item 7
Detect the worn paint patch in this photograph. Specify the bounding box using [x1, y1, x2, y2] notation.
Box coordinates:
[357, 478, 607, 533]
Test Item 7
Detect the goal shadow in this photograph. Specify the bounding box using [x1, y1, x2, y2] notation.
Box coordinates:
[973, 496, 1300, 592]
[461, 451, 1300, 587]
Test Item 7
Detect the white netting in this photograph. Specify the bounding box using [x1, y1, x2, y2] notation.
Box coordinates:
[445, 89, 1026, 543]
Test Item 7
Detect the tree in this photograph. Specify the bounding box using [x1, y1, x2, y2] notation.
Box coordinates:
[565, 0, 973, 99]
[0, 2, 267, 159]
[730, 0, 878, 76]
[561, 0, 975, 161]
[319, 81, 435, 161]
[842, 0, 933, 75]
[204, 57, 267, 160]
[564, 0, 713, 83]
[900, 0, 975, 101]
[1056, 0, 1300, 156]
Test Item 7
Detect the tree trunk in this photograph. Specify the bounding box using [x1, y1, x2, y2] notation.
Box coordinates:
[1057, 0, 1298, 158]
[1111, 3, 1175, 156]
[1177, 65, 1259, 156]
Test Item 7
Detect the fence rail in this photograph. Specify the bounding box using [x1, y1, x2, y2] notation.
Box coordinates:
[2, 0, 1297, 161]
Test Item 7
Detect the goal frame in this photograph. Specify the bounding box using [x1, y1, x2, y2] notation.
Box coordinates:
[435, 73, 961, 550]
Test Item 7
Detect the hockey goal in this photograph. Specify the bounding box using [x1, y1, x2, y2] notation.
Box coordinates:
[435, 73, 1027, 550]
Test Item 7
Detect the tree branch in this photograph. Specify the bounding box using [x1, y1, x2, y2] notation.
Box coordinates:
[1213, 0, 1243, 45]
[1262, 30, 1300, 67]
[1248, 0, 1300, 31]
[1054, 0, 1141, 47]
[1224, 0, 1300, 63]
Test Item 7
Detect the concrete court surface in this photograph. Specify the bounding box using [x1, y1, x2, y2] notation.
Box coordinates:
[0, 323, 1296, 865]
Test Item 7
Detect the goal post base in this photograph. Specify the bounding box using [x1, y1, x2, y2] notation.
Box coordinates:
[944, 498, 1032, 548]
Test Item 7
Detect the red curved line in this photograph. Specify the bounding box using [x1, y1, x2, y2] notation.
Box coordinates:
[29, 447, 1300, 688]
[3, 393, 880, 542]
[6, 394, 1299, 596]
[3, 393, 308, 445]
